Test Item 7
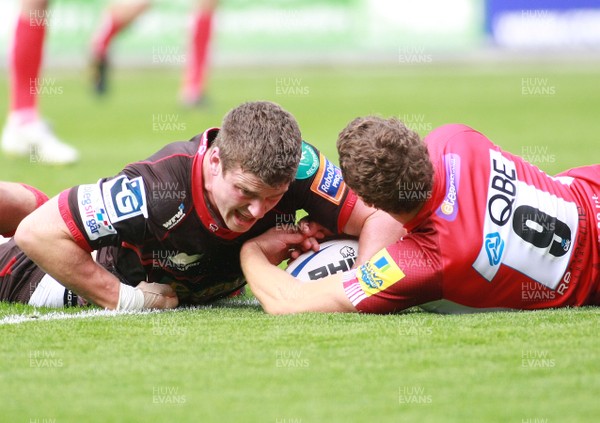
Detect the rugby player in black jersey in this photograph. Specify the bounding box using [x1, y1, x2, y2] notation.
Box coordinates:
[2, 102, 403, 310]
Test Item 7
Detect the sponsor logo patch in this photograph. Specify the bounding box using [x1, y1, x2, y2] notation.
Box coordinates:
[310, 154, 346, 205]
[484, 232, 504, 266]
[436, 153, 460, 221]
[102, 176, 148, 223]
[472, 150, 517, 281]
[163, 203, 186, 229]
[77, 183, 117, 241]
[169, 252, 203, 272]
[296, 141, 319, 180]
[357, 249, 405, 296]
[95, 207, 113, 231]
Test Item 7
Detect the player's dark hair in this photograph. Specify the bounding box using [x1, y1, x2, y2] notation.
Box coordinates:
[337, 116, 434, 214]
[214, 101, 302, 187]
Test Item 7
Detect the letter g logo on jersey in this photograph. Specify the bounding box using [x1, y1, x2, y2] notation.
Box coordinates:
[103, 175, 148, 223]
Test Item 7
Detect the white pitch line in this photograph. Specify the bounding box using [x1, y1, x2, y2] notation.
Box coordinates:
[0, 298, 261, 325]
[0, 308, 165, 325]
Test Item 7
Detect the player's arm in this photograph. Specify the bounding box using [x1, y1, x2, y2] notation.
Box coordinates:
[14, 196, 177, 310]
[240, 229, 357, 314]
[341, 199, 406, 265]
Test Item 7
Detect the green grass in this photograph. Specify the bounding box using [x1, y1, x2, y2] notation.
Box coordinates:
[1, 64, 599, 422]
[2, 64, 599, 195]
[1, 303, 599, 422]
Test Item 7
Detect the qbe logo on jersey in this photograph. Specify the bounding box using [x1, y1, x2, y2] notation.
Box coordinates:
[472, 149, 578, 290]
[102, 175, 148, 223]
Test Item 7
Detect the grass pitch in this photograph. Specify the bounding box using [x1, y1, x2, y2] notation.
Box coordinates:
[0, 64, 599, 422]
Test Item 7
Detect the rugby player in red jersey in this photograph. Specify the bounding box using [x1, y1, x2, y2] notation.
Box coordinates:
[91, 0, 217, 106]
[1, 102, 403, 310]
[1, 0, 78, 164]
[241, 117, 600, 314]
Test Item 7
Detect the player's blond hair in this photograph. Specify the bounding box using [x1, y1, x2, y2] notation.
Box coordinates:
[337, 116, 434, 214]
[215, 101, 302, 187]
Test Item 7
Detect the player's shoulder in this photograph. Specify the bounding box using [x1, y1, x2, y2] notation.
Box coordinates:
[280, 139, 350, 217]
[289, 140, 345, 201]
[124, 136, 203, 185]
[142, 138, 202, 163]
[115, 136, 204, 228]
[294, 140, 321, 181]
[424, 123, 485, 145]
[136, 128, 217, 170]
[424, 124, 495, 159]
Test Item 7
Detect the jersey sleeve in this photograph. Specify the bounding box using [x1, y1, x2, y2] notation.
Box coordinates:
[58, 174, 149, 252]
[58, 140, 197, 252]
[290, 141, 357, 234]
[342, 233, 443, 314]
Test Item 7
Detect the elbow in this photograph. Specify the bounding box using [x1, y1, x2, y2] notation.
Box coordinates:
[261, 300, 295, 316]
[262, 302, 285, 315]
[13, 214, 40, 257]
[260, 285, 303, 315]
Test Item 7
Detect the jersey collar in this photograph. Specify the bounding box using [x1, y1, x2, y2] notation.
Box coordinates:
[191, 128, 243, 240]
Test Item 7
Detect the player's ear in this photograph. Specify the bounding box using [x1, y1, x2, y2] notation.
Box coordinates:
[208, 147, 222, 176]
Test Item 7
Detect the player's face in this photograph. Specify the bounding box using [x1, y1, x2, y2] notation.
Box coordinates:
[209, 165, 289, 233]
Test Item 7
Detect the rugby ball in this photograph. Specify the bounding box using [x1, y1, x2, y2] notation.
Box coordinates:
[285, 239, 359, 282]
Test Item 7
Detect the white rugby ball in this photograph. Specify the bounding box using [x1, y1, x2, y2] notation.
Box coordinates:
[285, 239, 359, 282]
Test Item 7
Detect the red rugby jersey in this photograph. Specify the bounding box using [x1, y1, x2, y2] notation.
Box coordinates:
[343, 124, 600, 313]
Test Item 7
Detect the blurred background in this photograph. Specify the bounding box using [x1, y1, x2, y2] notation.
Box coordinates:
[3, 0, 600, 67]
[0, 0, 599, 195]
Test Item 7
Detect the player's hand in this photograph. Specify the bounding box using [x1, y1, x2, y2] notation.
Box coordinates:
[246, 227, 319, 265]
[286, 217, 335, 260]
[297, 217, 333, 240]
[136, 282, 179, 310]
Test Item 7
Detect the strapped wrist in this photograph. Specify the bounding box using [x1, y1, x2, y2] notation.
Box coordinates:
[117, 283, 145, 311]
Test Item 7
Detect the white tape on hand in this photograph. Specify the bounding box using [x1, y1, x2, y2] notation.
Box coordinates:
[117, 283, 145, 311]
